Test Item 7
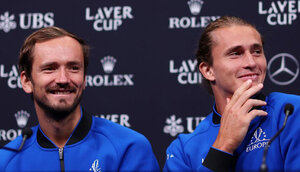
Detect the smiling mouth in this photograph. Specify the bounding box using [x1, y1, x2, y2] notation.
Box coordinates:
[238, 74, 259, 80]
[49, 90, 74, 94]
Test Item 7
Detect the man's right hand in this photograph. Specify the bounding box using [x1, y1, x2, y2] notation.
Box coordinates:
[212, 80, 268, 154]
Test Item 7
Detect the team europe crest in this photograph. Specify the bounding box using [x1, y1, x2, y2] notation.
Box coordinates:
[246, 127, 270, 152]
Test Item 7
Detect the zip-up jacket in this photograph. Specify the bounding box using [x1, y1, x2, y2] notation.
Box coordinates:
[0, 109, 160, 172]
[163, 92, 300, 171]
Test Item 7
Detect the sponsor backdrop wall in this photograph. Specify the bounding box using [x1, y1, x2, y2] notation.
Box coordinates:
[0, 0, 299, 167]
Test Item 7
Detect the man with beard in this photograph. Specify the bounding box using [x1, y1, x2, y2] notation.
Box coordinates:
[0, 26, 159, 172]
[164, 16, 300, 171]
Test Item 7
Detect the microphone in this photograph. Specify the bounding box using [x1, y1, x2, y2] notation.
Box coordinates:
[18, 128, 33, 151]
[0, 128, 33, 152]
[260, 104, 294, 172]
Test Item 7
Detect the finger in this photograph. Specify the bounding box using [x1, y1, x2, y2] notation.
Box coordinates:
[232, 83, 264, 109]
[226, 97, 230, 104]
[228, 80, 253, 106]
[240, 99, 267, 115]
[247, 109, 268, 121]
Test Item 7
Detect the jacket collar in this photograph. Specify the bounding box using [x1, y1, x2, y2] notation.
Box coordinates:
[37, 109, 92, 148]
[212, 93, 266, 125]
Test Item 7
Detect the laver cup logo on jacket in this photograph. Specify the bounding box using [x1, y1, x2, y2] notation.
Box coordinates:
[246, 127, 270, 152]
[90, 159, 101, 172]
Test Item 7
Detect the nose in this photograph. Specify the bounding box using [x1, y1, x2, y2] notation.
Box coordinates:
[243, 52, 257, 69]
[56, 68, 70, 84]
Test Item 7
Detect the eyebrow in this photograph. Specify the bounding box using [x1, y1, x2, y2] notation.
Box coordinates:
[224, 43, 263, 55]
[39, 61, 82, 68]
[224, 45, 242, 55]
[66, 61, 82, 66]
[39, 62, 57, 68]
[251, 43, 263, 49]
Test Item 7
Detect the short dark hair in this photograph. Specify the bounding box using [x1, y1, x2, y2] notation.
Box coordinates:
[19, 26, 89, 77]
[196, 16, 262, 94]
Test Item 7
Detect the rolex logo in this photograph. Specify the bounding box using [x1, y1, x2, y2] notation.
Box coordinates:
[101, 56, 117, 73]
[187, 0, 204, 15]
[14, 110, 30, 128]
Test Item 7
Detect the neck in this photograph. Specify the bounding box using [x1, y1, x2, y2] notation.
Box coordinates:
[35, 105, 82, 148]
[212, 88, 232, 116]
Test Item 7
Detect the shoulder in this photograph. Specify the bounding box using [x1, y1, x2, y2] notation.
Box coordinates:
[167, 112, 215, 152]
[266, 92, 300, 115]
[91, 116, 152, 148]
[267, 92, 300, 105]
[164, 113, 216, 170]
[0, 126, 38, 170]
[0, 136, 22, 169]
[92, 116, 147, 140]
[265, 92, 300, 128]
[178, 113, 213, 145]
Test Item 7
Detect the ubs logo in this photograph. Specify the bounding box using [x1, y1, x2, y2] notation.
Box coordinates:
[163, 114, 205, 137]
[0, 11, 54, 33]
[268, 53, 299, 85]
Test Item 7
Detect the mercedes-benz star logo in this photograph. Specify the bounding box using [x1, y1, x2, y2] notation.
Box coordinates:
[268, 53, 299, 85]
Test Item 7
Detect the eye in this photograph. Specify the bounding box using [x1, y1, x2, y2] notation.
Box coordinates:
[42, 66, 55, 72]
[228, 50, 243, 57]
[227, 47, 244, 58]
[251, 44, 263, 56]
[69, 65, 81, 72]
[72, 66, 79, 70]
[229, 51, 241, 56]
[253, 49, 262, 55]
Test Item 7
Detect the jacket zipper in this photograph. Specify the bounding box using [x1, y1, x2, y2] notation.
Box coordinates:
[59, 147, 65, 172]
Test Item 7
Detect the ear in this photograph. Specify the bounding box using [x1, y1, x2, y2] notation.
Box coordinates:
[199, 62, 215, 82]
[20, 71, 33, 94]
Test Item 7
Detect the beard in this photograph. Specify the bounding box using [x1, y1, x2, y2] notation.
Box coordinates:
[33, 84, 83, 122]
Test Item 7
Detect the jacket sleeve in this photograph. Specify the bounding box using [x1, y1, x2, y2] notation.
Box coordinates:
[164, 138, 229, 172]
[118, 135, 160, 172]
[163, 137, 234, 172]
[163, 138, 193, 171]
[202, 147, 234, 171]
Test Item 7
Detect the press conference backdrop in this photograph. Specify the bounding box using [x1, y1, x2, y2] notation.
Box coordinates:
[0, 0, 299, 167]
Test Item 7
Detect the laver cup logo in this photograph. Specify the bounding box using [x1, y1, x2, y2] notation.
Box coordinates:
[0, 64, 21, 89]
[258, 1, 300, 25]
[94, 113, 131, 127]
[85, 6, 134, 31]
[169, 59, 202, 85]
